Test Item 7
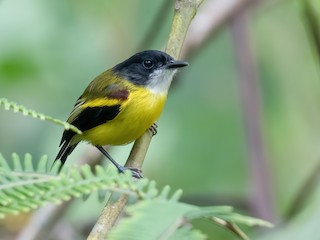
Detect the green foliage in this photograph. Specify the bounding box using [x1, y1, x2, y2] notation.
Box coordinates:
[107, 200, 271, 240]
[0, 0, 318, 239]
[0, 153, 272, 239]
[0, 98, 81, 134]
[168, 226, 207, 240]
[108, 200, 201, 240]
[0, 153, 165, 217]
[0, 98, 272, 239]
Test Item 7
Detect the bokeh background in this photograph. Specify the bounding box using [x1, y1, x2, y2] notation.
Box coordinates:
[1, 0, 320, 239]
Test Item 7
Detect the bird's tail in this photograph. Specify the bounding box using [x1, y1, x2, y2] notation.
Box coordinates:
[53, 140, 78, 172]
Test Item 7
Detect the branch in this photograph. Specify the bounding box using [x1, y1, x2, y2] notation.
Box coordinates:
[181, 0, 255, 59]
[16, 202, 72, 240]
[165, 0, 203, 58]
[212, 217, 249, 240]
[87, 0, 204, 239]
[231, 9, 275, 221]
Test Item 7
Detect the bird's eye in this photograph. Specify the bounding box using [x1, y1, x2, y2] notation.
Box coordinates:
[143, 60, 154, 69]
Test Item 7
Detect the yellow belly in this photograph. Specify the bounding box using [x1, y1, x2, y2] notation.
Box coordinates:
[77, 88, 167, 146]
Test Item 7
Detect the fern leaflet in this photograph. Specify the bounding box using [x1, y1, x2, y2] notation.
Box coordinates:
[0, 98, 81, 134]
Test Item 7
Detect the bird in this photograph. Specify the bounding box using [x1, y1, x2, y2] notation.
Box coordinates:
[54, 50, 188, 178]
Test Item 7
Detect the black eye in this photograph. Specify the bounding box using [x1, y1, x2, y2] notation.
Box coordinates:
[143, 59, 154, 69]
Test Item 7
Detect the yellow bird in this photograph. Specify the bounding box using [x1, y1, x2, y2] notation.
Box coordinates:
[55, 50, 188, 178]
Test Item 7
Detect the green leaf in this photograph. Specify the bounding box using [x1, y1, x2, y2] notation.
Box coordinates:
[108, 200, 196, 240]
[0, 153, 272, 239]
[185, 206, 234, 220]
[0, 98, 82, 134]
[214, 212, 273, 228]
[0, 153, 11, 170]
[0, 154, 179, 219]
[168, 226, 207, 240]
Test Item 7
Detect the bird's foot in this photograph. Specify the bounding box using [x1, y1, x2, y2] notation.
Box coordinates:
[118, 166, 143, 179]
[149, 122, 158, 136]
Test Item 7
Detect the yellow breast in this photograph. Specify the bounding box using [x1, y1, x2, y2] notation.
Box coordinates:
[78, 87, 167, 146]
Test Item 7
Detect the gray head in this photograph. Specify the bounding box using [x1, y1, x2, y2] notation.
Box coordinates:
[113, 50, 188, 93]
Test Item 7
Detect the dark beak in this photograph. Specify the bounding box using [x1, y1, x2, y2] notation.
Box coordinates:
[166, 60, 189, 69]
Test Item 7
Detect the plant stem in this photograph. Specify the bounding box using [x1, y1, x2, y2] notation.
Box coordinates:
[231, 10, 275, 221]
[87, 0, 203, 239]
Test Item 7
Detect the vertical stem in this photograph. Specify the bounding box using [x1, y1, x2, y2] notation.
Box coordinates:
[16, 202, 72, 240]
[232, 11, 275, 221]
[87, 1, 204, 239]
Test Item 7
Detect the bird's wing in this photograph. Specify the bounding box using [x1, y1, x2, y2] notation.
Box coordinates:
[55, 67, 132, 166]
[55, 82, 130, 162]
[65, 83, 130, 139]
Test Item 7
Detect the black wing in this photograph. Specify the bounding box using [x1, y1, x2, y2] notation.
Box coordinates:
[55, 104, 121, 164]
[54, 80, 129, 167]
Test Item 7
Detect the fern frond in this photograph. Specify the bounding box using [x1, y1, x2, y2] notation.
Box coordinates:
[168, 226, 207, 240]
[0, 98, 81, 134]
[108, 199, 271, 240]
[108, 200, 273, 240]
[0, 153, 272, 239]
[213, 212, 273, 228]
[0, 153, 180, 219]
[108, 200, 195, 240]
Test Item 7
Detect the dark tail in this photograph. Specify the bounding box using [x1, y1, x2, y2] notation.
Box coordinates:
[53, 138, 78, 172]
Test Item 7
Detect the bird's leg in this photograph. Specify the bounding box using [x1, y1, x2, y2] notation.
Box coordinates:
[149, 122, 158, 136]
[96, 146, 143, 179]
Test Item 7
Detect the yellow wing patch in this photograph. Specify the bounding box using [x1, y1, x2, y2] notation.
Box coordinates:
[81, 98, 123, 108]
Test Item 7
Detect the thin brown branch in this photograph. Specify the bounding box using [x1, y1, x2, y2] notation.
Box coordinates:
[231, 10, 275, 221]
[212, 217, 249, 240]
[87, 0, 204, 239]
[16, 202, 72, 240]
[181, 0, 256, 59]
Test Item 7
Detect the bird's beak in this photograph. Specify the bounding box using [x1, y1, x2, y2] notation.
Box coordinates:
[166, 60, 189, 69]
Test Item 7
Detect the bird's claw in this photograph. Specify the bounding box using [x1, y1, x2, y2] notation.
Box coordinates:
[118, 166, 143, 179]
[149, 123, 158, 136]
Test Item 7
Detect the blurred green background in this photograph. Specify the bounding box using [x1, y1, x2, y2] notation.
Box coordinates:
[1, 0, 320, 239]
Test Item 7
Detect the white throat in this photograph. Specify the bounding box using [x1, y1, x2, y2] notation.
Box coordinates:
[146, 69, 177, 94]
